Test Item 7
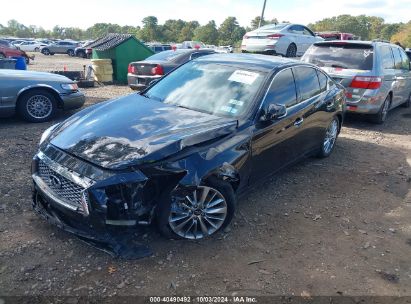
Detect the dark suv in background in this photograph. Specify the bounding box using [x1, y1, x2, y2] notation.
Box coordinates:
[302, 40, 411, 123]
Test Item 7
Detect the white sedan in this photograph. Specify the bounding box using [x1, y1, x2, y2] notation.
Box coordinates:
[17, 41, 47, 52]
[241, 23, 323, 57]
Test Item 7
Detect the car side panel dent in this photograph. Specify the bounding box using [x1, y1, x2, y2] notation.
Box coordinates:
[161, 130, 253, 192]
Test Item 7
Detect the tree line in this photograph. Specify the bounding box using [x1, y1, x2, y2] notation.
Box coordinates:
[0, 15, 410, 47]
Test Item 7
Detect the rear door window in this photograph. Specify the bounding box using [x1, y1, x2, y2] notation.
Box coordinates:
[399, 49, 410, 70]
[381, 46, 395, 69]
[294, 66, 321, 101]
[392, 47, 403, 69]
[264, 68, 297, 108]
[303, 43, 374, 70]
[316, 70, 328, 92]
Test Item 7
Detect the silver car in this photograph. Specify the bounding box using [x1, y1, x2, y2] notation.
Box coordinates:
[302, 40, 411, 123]
[0, 70, 85, 122]
[40, 41, 78, 56]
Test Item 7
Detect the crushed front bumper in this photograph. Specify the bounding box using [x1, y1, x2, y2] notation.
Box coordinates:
[31, 149, 153, 259]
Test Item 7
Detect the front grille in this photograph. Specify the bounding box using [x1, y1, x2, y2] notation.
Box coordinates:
[38, 160, 88, 212]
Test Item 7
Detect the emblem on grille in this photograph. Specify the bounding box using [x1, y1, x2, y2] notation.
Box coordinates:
[48, 174, 62, 189]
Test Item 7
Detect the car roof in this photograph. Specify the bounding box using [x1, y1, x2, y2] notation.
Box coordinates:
[195, 53, 305, 72]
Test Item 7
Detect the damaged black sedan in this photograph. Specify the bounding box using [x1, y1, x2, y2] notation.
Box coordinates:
[32, 54, 346, 246]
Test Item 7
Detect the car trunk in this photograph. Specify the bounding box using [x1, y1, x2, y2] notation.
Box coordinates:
[246, 30, 281, 45]
[129, 61, 162, 76]
[304, 42, 376, 103]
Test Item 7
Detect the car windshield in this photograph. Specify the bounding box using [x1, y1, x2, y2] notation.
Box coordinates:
[144, 61, 267, 118]
[303, 43, 374, 70]
[146, 50, 186, 61]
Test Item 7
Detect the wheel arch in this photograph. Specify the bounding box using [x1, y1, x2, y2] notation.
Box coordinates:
[16, 85, 63, 108]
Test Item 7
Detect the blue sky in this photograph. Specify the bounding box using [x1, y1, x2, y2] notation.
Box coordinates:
[1, 0, 409, 30]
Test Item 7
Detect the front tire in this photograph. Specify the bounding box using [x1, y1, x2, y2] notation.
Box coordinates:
[17, 89, 57, 123]
[34, 47, 40, 52]
[67, 49, 75, 57]
[285, 43, 297, 57]
[42, 48, 50, 55]
[317, 117, 339, 158]
[157, 179, 236, 240]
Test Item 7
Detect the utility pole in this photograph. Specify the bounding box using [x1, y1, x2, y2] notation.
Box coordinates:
[258, 0, 267, 28]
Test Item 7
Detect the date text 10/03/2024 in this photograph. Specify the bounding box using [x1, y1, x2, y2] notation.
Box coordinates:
[149, 296, 258, 303]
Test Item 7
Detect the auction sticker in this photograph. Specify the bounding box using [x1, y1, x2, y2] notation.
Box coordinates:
[228, 70, 259, 85]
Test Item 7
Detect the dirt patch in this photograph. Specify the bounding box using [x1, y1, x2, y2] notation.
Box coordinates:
[0, 55, 411, 297]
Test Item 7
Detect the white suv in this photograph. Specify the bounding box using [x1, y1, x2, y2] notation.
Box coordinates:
[241, 23, 323, 57]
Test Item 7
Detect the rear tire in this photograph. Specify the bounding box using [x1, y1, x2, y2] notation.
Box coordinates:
[285, 43, 297, 57]
[157, 179, 236, 240]
[372, 95, 391, 124]
[34, 47, 40, 52]
[17, 89, 57, 123]
[77, 50, 86, 58]
[317, 117, 340, 158]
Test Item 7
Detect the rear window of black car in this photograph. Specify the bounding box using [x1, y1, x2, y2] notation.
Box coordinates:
[146, 50, 187, 61]
[303, 43, 374, 70]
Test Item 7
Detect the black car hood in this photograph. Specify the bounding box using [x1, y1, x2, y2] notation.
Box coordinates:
[49, 94, 237, 169]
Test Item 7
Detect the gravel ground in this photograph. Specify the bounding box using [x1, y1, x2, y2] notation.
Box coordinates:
[0, 55, 411, 298]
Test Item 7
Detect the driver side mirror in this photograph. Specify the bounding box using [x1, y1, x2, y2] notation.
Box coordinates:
[261, 103, 287, 121]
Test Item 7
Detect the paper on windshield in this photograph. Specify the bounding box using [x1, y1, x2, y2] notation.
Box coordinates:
[228, 70, 259, 85]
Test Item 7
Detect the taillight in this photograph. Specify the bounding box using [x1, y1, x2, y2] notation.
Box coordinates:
[151, 64, 164, 75]
[350, 76, 382, 89]
[128, 64, 136, 74]
[267, 34, 284, 39]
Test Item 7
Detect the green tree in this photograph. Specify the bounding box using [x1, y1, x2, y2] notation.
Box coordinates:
[139, 16, 161, 42]
[218, 17, 246, 46]
[391, 21, 411, 47]
[193, 20, 219, 44]
[250, 16, 278, 30]
[178, 21, 200, 42]
[161, 19, 187, 42]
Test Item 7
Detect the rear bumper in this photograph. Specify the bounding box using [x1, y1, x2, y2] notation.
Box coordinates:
[60, 91, 86, 110]
[346, 94, 385, 114]
[127, 74, 161, 90]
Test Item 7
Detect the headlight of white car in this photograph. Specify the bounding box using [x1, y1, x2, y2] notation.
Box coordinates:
[39, 123, 59, 145]
[61, 83, 78, 91]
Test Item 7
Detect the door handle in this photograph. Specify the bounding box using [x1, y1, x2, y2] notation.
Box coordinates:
[294, 117, 304, 127]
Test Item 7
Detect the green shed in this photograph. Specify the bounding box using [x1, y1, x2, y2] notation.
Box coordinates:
[89, 33, 154, 83]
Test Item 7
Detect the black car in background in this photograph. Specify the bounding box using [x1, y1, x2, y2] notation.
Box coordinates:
[32, 54, 345, 250]
[127, 49, 215, 90]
